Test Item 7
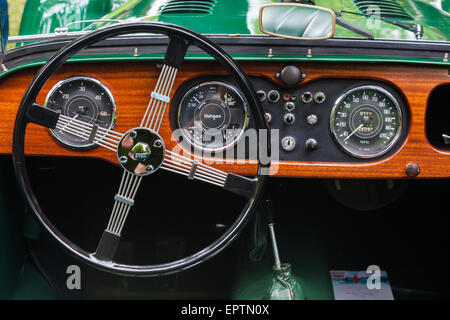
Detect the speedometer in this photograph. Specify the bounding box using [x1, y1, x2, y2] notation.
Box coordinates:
[45, 76, 116, 149]
[177, 81, 249, 152]
[330, 86, 402, 158]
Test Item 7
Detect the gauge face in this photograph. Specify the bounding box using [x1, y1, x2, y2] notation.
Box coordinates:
[45, 76, 116, 149]
[330, 86, 402, 158]
[177, 81, 249, 151]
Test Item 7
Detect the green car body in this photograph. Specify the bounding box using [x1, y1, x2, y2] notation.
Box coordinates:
[10, 0, 450, 68]
[17, 0, 450, 41]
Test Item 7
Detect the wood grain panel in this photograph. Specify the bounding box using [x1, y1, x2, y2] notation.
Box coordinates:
[0, 61, 449, 178]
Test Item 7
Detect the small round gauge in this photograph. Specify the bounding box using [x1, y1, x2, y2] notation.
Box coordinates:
[330, 86, 402, 158]
[177, 81, 249, 151]
[45, 76, 116, 149]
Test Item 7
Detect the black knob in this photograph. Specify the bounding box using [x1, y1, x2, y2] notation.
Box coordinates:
[279, 65, 303, 87]
[305, 138, 319, 151]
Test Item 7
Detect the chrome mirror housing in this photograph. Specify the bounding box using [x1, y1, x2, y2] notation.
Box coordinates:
[259, 3, 336, 40]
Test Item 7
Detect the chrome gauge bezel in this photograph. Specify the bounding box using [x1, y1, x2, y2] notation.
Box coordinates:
[44, 76, 117, 150]
[330, 85, 403, 159]
[177, 81, 250, 153]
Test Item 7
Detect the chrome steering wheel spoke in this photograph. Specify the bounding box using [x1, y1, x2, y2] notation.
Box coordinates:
[140, 35, 189, 132]
[94, 170, 142, 261]
[55, 114, 123, 152]
[94, 36, 190, 261]
[25, 102, 124, 152]
[162, 150, 258, 199]
[140, 64, 178, 132]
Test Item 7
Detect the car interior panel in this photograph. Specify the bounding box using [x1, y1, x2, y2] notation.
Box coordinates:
[0, 0, 449, 301]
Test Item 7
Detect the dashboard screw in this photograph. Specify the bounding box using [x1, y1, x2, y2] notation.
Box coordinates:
[130, 130, 137, 138]
[119, 156, 128, 164]
[146, 165, 154, 172]
[153, 139, 162, 148]
[405, 163, 420, 177]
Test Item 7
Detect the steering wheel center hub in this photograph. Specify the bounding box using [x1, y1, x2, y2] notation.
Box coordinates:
[117, 127, 165, 176]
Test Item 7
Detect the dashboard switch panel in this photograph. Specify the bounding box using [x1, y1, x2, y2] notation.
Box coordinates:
[252, 77, 408, 163]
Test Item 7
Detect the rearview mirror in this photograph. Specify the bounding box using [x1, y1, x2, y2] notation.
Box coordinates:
[259, 3, 336, 40]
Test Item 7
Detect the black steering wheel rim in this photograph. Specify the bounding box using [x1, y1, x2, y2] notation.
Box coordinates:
[12, 21, 270, 277]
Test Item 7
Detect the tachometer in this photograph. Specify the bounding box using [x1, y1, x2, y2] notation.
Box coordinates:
[330, 86, 402, 158]
[177, 81, 249, 151]
[45, 76, 116, 149]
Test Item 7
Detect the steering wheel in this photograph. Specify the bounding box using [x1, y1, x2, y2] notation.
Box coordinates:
[12, 22, 270, 276]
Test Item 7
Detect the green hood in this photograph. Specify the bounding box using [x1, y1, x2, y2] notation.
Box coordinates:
[18, 0, 450, 41]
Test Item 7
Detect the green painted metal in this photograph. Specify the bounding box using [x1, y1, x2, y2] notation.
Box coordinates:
[18, 0, 130, 36]
[16, 0, 450, 41]
[321, 0, 450, 41]
[10, 0, 449, 67]
[444, 0, 450, 13]
[0, 163, 26, 299]
[12, 259, 56, 300]
[5, 0, 447, 72]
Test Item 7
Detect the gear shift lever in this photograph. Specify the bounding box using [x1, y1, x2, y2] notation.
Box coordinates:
[261, 199, 281, 269]
[261, 199, 306, 300]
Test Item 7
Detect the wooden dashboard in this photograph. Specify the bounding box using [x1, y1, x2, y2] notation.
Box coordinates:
[0, 61, 449, 178]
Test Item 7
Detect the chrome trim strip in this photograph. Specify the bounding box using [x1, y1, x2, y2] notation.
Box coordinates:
[114, 194, 135, 207]
[151, 91, 171, 103]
